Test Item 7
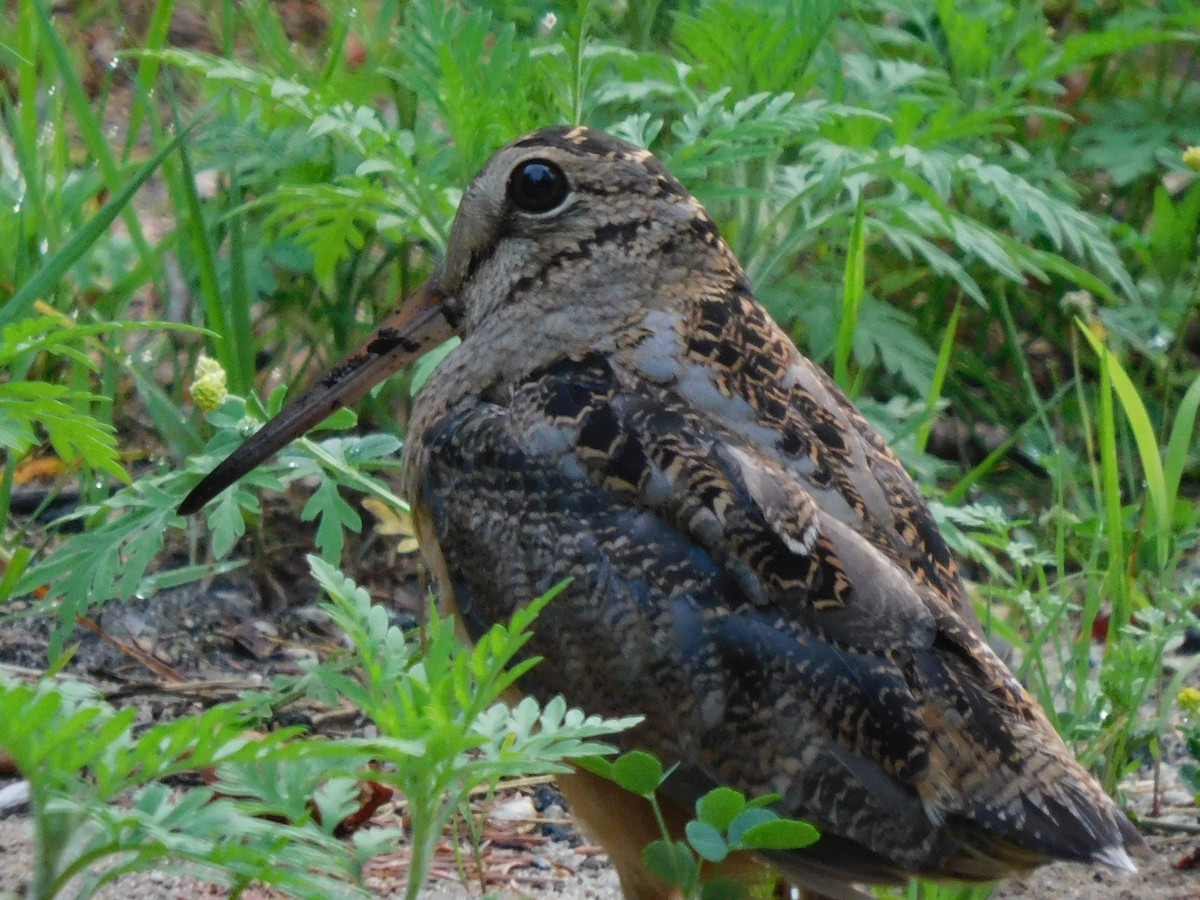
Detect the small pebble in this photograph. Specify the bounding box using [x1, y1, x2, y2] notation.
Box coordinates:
[534, 783, 566, 812]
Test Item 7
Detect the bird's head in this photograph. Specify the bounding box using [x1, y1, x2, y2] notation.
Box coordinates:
[179, 126, 735, 514]
[437, 125, 729, 337]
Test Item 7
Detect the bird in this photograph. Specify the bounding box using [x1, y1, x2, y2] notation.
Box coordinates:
[180, 125, 1145, 899]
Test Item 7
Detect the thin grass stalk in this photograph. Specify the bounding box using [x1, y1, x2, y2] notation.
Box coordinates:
[1094, 344, 1129, 643]
[834, 195, 865, 392]
[32, 0, 155, 283]
[915, 299, 961, 455]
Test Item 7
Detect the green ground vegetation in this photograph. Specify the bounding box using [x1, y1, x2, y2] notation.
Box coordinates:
[1, 1, 1198, 897]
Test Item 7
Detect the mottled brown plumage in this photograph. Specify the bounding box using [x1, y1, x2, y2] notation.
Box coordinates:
[182, 126, 1144, 899]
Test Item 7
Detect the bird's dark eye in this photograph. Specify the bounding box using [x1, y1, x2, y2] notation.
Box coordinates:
[507, 159, 569, 214]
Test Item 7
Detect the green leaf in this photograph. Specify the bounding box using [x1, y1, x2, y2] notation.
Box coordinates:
[0, 382, 127, 483]
[700, 877, 750, 900]
[0, 546, 31, 603]
[301, 478, 363, 561]
[409, 337, 460, 397]
[742, 792, 784, 811]
[642, 839, 695, 889]
[854, 297, 937, 395]
[207, 489, 250, 559]
[612, 750, 665, 795]
[685, 819, 728, 862]
[695, 785, 746, 833]
[16, 480, 181, 658]
[726, 807, 775, 846]
[736, 817, 820, 851]
[574, 755, 615, 781]
[312, 407, 358, 432]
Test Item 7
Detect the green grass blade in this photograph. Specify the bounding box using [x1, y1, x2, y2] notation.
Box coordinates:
[123, 0, 179, 156]
[1094, 339, 1130, 636]
[1079, 322, 1169, 571]
[128, 360, 204, 455]
[835, 195, 866, 393]
[170, 110, 242, 390]
[32, 0, 154, 279]
[944, 421, 1028, 506]
[915, 299, 962, 455]
[944, 381, 1073, 506]
[0, 118, 202, 328]
[225, 177, 256, 395]
[11, 2, 44, 244]
[1163, 369, 1200, 510]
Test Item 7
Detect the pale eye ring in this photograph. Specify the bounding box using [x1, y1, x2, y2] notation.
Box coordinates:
[507, 159, 570, 213]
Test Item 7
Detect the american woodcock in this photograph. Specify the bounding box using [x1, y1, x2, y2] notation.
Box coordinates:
[181, 126, 1145, 899]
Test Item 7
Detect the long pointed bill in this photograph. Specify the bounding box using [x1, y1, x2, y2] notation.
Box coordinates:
[178, 278, 454, 516]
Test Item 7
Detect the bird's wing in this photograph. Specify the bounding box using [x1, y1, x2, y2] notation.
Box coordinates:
[624, 285, 970, 620]
[413, 332, 1133, 882]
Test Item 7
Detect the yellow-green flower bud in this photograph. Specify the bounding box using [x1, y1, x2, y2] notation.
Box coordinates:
[1178, 686, 1200, 716]
[191, 354, 228, 413]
